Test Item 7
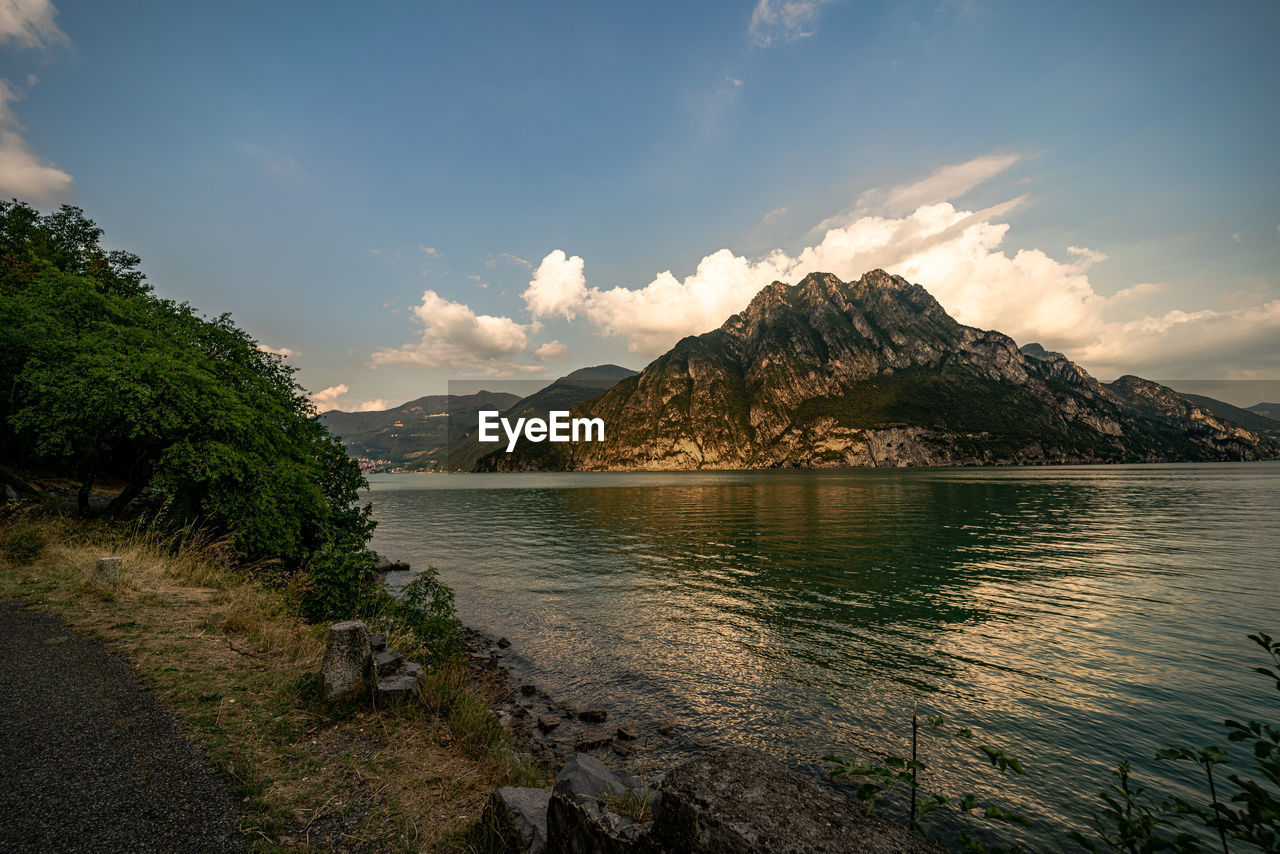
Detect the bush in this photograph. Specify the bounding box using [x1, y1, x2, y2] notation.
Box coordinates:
[299, 545, 377, 622]
[395, 567, 464, 658]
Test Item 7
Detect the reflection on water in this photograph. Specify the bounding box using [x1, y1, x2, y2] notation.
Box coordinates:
[367, 464, 1280, 849]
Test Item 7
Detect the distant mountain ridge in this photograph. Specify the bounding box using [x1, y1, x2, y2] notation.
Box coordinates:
[321, 366, 637, 472]
[479, 270, 1280, 471]
[1174, 394, 1280, 438]
[444, 365, 637, 471]
[320, 390, 520, 471]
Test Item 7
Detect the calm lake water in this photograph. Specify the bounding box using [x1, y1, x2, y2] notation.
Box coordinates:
[366, 463, 1279, 850]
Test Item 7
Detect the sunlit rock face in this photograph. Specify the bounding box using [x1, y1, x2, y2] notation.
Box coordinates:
[482, 271, 1280, 471]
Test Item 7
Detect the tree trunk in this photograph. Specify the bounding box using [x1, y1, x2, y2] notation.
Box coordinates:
[105, 475, 148, 518]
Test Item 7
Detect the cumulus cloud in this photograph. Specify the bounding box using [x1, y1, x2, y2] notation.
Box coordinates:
[515, 154, 1279, 379]
[257, 344, 297, 358]
[533, 339, 567, 362]
[0, 0, 67, 50]
[310, 384, 349, 411]
[1066, 245, 1109, 269]
[370, 289, 534, 372]
[1110, 282, 1164, 303]
[0, 79, 72, 203]
[356, 398, 388, 412]
[750, 0, 829, 46]
[523, 249, 587, 320]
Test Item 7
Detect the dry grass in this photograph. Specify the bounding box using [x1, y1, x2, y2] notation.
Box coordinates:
[0, 512, 544, 853]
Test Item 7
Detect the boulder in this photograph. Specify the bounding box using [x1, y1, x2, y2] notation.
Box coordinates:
[320, 620, 372, 700]
[651, 747, 945, 854]
[546, 791, 655, 854]
[373, 647, 403, 676]
[546, 754, 656, 854]
[376, 673, 418, 699]
[92, 557, 122, 586]
[483, 786, 550, 854]
[553, 754, 641, 799]
[577, 708, 607, 723]
[538, 715, 561, 733]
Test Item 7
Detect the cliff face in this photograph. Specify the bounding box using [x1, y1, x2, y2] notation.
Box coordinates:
[481, 270, 1279, 471]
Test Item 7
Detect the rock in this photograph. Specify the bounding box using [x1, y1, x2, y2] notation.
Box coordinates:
[577, 708, 607, 723]
[320, 620, 371, 700]
[538, 715, 561, 733]
[372, 553, 411, 573]
[656, 721, 676, 737]
[554, 754, 640, 799]
[546, 755, 654, 854]
[574, 734, 613, 752]
[612, 742, 633, 758]
[376, 673, 418, 699]
[520, 684, 538, 696]
[373, 648, 403, 677]
[92, 557, 122, 586]
[616, 726, 636, 741]
[483, 786, 550, 854]
[546, 790, 654, 854]
[498, 637, 512, 649]
[369, 634, 387, 651]
[651, 747, 944, 854]
[404, 661, 423, 680]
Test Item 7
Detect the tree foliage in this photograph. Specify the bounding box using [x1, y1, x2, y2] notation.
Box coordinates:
[0, 199, 373, 573]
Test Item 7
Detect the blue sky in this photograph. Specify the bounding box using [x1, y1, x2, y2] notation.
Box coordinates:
[3, 0, 1278, 409]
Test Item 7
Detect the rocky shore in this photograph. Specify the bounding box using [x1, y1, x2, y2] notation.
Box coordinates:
[344, 575, 944, 854]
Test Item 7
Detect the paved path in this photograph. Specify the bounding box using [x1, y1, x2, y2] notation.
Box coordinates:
[0, 601, 242, 853]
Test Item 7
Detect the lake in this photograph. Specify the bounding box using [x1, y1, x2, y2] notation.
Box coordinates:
[365, 463, 1279, 850]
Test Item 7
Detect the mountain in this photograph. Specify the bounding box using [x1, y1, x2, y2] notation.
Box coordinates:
[479, 270, 1280, 471]
[444, 365, 637, 471]
[1248, 402, 1280, 421]
[1172, 394, 1280, 438]
[320, 391, 520, 472]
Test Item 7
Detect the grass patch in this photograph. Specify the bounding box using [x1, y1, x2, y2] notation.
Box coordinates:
[0, 512, 540, 852]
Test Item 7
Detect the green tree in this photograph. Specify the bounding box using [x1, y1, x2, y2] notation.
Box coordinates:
[1, 199, 373, 576]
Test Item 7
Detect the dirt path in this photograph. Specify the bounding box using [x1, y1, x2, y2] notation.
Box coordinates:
[0, 601, 243, 853]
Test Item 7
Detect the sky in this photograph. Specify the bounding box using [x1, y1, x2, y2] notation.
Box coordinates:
[2, 0, 1278, 410]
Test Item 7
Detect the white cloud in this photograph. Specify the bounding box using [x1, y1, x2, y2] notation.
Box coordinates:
[310, 384, 349, 411]
[257, 344, 297, 358]
[533, 340, 568, 362]
[1231, 232, 1242, 244]
[500, 252, 532, 268]
[762, 206, 787, 225]
[861, 153, 1023, 215]
[0, 0, 67, 51]
[513, 154, 1279, 379]
[1109, 282, 1164, 304]
[524, 249, 587, 321]
[725, 76, 744, 88]
[370, 289, 534, 372]
[1066, 245, 1108, 269]
[0, 79, 72, 203]
[420, 245, 438, 256]
[356, 399, 388, 412]
[750, 0, 829, 46]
